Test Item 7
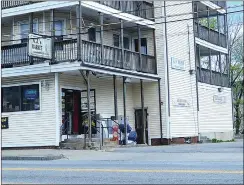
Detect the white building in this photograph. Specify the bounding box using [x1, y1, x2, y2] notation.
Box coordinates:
[1, 1, 233, 148]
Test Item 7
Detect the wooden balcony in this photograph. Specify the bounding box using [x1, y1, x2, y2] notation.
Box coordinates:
[98, 1, 154, 20]
[194, 23, 227, 48]
[1, 1, 41, 9]
[197, 67, 229, 87]
[1, 39, 156, 74]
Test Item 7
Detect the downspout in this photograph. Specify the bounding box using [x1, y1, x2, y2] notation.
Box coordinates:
[192, 2, 200, 142]
[163, 1, 171, 142]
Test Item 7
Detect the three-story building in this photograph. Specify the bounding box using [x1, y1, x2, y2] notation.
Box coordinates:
[1, 1, 233, 148]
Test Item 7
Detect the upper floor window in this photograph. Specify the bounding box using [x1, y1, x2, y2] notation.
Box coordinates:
[88, 28, 96, 42]
[1, 84, 40, 113]
[113, 34, 130, 49]
[134, 38, 147, 54]
[20, 20, 38, 43]
[54, 20, 64, 50]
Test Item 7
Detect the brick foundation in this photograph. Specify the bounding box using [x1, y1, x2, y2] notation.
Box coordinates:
[151, 136, 198, 146]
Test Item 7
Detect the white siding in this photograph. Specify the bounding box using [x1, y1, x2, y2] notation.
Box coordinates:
[198, 83, 233, 133]
[165, 1, 198, 137]
[154, 1, 168, 138]
[2, 74, 57, 147]
[59, 74, 135, 129]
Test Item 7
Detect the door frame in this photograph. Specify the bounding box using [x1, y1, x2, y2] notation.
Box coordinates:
[134, 107, 149, 144]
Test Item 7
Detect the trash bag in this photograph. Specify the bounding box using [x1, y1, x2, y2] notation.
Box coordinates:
[119, 123, 132, 134]
[128, 131, 137, 142]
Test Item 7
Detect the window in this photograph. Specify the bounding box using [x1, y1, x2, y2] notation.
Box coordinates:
[134, 38, 147, 54]
[20, 21, 38, 43]
[54, 20, 64, 50]
[113, 34, 130, 49]
[88, 28, 96, 42]
[1, 84, 40, 113]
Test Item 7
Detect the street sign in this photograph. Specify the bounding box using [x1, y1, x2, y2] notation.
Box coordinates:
[28, 33, 52, 59]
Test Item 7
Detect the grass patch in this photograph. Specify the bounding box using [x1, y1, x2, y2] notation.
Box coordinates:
[211, 138, 235, 143]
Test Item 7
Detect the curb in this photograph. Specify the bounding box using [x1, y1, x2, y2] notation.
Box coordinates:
[2, 154, 66, 161]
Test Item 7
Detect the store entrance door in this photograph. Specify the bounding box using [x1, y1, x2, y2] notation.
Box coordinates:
[61, 89, 81, 135]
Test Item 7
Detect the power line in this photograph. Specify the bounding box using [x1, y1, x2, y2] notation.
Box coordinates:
[2, 3, 242, 32]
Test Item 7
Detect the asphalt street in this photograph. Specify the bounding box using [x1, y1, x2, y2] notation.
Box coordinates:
[2, 140, 244, 184]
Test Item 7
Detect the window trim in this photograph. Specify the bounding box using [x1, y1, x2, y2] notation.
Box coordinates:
[2, 82, 42, 114]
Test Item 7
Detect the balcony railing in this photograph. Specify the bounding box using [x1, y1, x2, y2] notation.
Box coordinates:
[210, 1, 226, 8]
[1, 1, 41, 9]
[98, 1, 154, 20]
[194, 23, 227, 48]
[197, 67, 229, 87]
[1, 39, 156, 74]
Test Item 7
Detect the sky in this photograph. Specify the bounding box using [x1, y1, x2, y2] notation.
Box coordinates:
[227, 1, 243, 34]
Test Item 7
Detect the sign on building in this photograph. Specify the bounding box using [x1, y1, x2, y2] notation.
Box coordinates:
[213, 95, 226, 104]
[171, 57, 185, 71]
[173, 98, 190, 107]
[1, 117, 9, 129]
[28, 33, 52, 59]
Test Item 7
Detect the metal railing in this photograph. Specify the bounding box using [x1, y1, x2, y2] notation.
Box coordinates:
[194, 22, 227, 48]
[2, 39, 157, 74]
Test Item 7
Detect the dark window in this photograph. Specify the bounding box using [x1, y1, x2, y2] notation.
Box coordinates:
[134, 38, 147, 54]
[20, 21, 38, 43]
[113, 34, 120, 47]
[123, 37, 129, 49]
[113, 34, 130, 49]
[1, 84, 40, 113]
[88, 28, 96, 42]
[54, 20, 64, 50]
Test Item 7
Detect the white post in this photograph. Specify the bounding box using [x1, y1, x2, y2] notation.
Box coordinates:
[55, 73, 60, 145]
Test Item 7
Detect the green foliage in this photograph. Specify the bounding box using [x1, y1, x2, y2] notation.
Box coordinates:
[211, 138, 235, 143]
[199, 17, 218, 30]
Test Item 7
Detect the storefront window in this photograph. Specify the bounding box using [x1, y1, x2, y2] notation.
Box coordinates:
[1, 84, 40, 113]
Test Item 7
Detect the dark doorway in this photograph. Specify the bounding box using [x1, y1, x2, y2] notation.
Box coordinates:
[61, 89, 81, 135]
[135, 109, 148, 144]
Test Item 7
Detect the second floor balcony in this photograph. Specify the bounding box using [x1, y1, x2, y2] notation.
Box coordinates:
[1, 38, 156, 74]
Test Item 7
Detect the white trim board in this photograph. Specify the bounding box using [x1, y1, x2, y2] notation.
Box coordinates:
[51, 61, 159, 81]
[195, 37, 228, 54]
[200, 1, 226, 14]
[2, 1, 155, 29]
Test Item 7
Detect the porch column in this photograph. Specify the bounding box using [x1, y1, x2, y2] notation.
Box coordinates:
[140, 79, 146, 144]
[100, 12, 104, 64]
[120, 19, 124, 69]
[113, 75, 118, 120]
[29, 12, 34, 64]
[86, 70, 92, 147]
[50, 9, 55, 64]
[76, 2, 82, 61]
[123, 76, 127, 145]
[137, 25, 142, 71]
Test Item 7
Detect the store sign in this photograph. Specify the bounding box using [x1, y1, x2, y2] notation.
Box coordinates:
[24, 89, 38, 100]
[1, 117, 9, 129]
[173, 98, 190, 107]
[213, 95, 226, 104]
[171, 57, 185, 71]
[28, 33, 52, 59]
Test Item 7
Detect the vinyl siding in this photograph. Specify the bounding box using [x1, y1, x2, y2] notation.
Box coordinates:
[198, 83, 233, 133]
[154, 1, 167, 138]
[2, 74, 57, 147]
[165, 1, 198, 137]
[59, 74, 135, 130]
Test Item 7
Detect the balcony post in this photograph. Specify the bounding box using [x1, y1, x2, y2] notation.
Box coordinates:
[219, 52, 223, 86]
[76, 2, 82, 61]
[207, 7, 210, 41]
[198, 46, 202, 82]
[120, 19, 124, 68]
[137, 25, 142, 71]
[86, 70, 92, 147]
[217, 12, 220, 46]
[100, 12, 104, 64]
[153, 29, 157, 74]
[29, 12, 34, 65]
[140, 79, 146, 144]
[209, 48, 212, 84]
[113, 75, 118, 120]
[50, 9, 55, 64]
[123, 76, 127, 145]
